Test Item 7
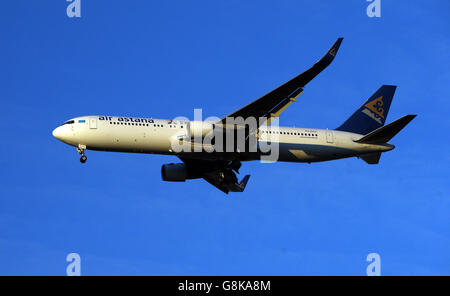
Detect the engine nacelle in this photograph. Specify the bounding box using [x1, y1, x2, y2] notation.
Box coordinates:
[161, 163, 187, 182]
[187, 121, 215, 138]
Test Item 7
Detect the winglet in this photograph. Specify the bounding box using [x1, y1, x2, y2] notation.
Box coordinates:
[318, 37, 344, 67]
[329, 38, 344, 56]
[300, 37, 344, 85]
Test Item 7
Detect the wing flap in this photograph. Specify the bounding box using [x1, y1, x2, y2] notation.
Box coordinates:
[266, 88, 303, 125]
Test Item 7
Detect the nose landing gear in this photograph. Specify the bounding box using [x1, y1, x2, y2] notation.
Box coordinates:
[77, 144, 87, 164]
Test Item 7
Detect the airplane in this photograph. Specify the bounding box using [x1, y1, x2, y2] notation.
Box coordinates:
[52, 38, 416, 194]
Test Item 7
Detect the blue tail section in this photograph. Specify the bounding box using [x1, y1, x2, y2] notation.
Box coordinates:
[335, 85, 397, 135]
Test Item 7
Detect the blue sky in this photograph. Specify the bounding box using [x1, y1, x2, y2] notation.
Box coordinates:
[0, 0, 449, 275]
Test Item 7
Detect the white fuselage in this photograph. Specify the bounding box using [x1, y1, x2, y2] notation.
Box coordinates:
[52, 115, 394, 163]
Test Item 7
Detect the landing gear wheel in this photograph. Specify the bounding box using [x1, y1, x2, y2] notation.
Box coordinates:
[77, 144, 87, 164]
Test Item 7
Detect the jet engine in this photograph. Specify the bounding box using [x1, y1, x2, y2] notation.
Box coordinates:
[161, 163, 188, 182]
[187, 121, 215, 138]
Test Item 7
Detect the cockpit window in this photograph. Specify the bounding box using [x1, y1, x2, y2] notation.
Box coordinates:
[62, 120, 75, 125]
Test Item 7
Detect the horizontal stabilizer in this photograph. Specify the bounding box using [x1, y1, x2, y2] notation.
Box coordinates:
[355, 115, 417, 144]
[360, 152, 382, 164]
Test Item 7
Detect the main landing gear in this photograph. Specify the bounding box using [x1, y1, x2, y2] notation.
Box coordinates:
[77, 144, 87, 164]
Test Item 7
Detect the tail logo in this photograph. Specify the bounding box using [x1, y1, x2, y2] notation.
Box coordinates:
[364, 96, 385, 118]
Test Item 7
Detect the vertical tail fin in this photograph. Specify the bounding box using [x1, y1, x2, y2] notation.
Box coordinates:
[336, 85, 397, 135]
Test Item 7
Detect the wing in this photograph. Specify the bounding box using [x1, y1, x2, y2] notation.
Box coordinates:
[221, 38, 343, 124]
[176, 38, 343, 193]
[178, 156, 250, 194]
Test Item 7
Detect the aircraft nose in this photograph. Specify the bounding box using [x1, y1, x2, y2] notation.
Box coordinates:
[52, 126, 63, 140]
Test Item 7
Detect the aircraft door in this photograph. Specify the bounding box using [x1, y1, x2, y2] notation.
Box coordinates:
[326, 130, 334, 143]
[89, 117, 97, 129]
